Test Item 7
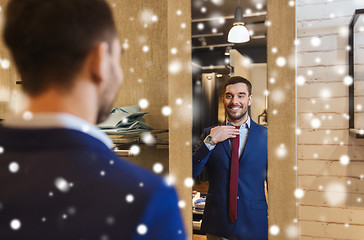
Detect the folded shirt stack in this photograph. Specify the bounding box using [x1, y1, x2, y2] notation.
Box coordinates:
[98, 105, 153, 135]
[193, 198, 206, 212]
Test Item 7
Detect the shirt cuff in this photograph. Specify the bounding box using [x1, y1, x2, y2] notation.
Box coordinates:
[204, 142, 216, 151]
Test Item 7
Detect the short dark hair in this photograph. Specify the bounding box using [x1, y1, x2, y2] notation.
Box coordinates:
[3, 0, 117, 96]
[223, 76, 252, 96]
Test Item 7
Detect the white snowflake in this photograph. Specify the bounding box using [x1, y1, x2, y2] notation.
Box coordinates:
[269, 225, 280, 236]
[22, 111, 33, 121]
[276, 144, 287, 158]
[161, 106, 172, 116]
[142, 45, 149, 53]
[211, 0, 224, 6]
[130, 145, 140, 156]
[9, 162, 19, 173]
[54, 177, 70, 193]
[310, 37, 321, 47]
[184, 177, 194, 187]
[294, 188, 304, 199]
[10, 219, 21, 230]
[324, 183, 347, 206]
[176, 98, 183, 105]
[164, 175, 176, 186]
[197, 23, 204, 30]
[100, 234, 109, 240]
[106, 216, 115, 225]
[170, 48, 178, 55]
[126, 194, 134, 203]
[1, 59, 10, 69]
[138, 99, 149, 109]
[168, 60, 182, 74]
[141, 132, 156, 146]
[178, 200, 186, 208]
[339, 155, 350, 166]
[285, 224, 298, 238]
[310, 118, 321, 129]
[137, 224, 148, 235]
[153, 163, 163, 174]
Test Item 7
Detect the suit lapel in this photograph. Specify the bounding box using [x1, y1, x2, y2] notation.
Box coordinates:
[222, 139, 231, 158]
[221, 120, 258, 160]
[239, 120, 256, 161]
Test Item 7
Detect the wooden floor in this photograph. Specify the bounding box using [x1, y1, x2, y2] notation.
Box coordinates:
[193, 234, 207, 240]
[193, 182, 208, 240]
[193, 181, 209, 193]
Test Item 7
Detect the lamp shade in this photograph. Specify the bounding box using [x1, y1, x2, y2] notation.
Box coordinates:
[228, 23, 250, 43]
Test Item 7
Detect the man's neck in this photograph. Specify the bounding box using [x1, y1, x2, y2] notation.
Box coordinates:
[27, 80, 98, 124]
[227, 115, 249, 127]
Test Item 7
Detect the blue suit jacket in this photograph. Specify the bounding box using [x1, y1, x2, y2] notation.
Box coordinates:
[193, 120, 267, 239]
[0, 127, 185, 240]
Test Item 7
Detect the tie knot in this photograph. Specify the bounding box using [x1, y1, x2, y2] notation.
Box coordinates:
[235, 126, 240, 129]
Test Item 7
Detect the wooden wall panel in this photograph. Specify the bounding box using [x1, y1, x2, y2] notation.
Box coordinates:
[167, 0, 193, 238]
[109, 0, 193, 237]
[0, 0, 23, 118]
[297, 0, 364, 239]
[267, 0, 297, 239]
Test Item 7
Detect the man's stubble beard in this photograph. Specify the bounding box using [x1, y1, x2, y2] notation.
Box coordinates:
[96, 99, 114, 124]
[226, 105, 248, 122]
[96, 71, 119, 124]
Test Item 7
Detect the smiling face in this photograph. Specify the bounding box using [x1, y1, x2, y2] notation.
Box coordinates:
[223, 82, 252, 125]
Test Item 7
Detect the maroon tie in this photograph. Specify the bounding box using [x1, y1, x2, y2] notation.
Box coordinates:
[229, 126, 240, 223]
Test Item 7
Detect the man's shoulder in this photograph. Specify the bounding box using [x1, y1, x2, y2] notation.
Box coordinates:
[250, 120, 267, 132]
[0, 126, 167, 193]
[112, 156, 168, 190]
[0, 126, 108, 152]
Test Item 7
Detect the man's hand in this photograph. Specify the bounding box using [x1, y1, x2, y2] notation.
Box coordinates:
[209, 126, 239, 144]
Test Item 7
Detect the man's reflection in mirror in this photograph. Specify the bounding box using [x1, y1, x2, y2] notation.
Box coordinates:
[193, 76, 268, 240]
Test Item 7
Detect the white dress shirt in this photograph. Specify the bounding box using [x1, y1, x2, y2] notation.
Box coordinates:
[205, 116, 251, 157]
[3, 113, 113, 149]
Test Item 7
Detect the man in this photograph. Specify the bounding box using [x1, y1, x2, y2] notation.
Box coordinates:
[193, 76, 267, 240]
[0, 0, 185, 239]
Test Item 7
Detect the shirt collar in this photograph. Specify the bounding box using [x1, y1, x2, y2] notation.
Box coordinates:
[227, 116, 251, 129]
[3, 113, 113, 149]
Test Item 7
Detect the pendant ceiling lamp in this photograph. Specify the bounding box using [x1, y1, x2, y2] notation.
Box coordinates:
[227, 0, 250, 43]
[225, 46, 232, 55]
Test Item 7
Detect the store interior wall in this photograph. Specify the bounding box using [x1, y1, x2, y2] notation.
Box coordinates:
[2, 0, 364, 239]
[0, 0, 193, 237]
[297, 0, 364, 239]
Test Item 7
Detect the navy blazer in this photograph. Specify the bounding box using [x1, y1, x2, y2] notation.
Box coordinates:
[193, 120, 267, 239]
[0, 127, 186, 240]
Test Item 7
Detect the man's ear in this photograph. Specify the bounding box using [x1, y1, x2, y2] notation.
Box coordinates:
[88, 42, 109, 86]
[248, 94, 253, 106]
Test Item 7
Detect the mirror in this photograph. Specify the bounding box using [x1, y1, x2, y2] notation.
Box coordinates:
[191, 0, 268, 238]
[349, 9, 364, 137]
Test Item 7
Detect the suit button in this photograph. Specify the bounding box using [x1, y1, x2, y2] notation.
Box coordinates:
[237, 196, 240, 200]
